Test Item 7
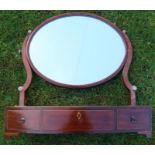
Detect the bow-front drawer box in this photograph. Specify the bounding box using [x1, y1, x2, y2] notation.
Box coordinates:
[5, 106, 151, 136]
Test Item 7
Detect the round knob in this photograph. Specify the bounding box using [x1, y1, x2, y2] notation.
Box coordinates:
[130, 115, 136, 123]
[19, 117, 26, 124]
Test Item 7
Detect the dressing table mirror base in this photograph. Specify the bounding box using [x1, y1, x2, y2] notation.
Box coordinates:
[5, 106, 152, 138]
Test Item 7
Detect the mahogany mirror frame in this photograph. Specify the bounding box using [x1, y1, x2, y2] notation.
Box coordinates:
[4, 12, 152, 138]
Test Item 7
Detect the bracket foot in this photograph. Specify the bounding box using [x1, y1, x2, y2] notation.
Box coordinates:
[4, 131, 20, 139]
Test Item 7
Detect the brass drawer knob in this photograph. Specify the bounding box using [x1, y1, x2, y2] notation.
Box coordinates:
[130, 115, 136, 123]
[19, 117, 26, 124]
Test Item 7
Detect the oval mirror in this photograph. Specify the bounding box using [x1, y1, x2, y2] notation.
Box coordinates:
[26, 13, 127, 88]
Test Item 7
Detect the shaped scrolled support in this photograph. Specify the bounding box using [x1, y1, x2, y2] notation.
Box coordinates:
[18, 31, 32, 106]
[122, 30, 136, 106]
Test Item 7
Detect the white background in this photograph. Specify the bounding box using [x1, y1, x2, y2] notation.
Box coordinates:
[0, 0, 155, 10]
[0, 145, 155, 155]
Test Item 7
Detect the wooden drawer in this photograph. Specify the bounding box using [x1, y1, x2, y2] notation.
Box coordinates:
[6, 110, 40, 131]
[5, 106, 152, 137]
[117, 108, 151, 131]
[42, 110, 115, 132]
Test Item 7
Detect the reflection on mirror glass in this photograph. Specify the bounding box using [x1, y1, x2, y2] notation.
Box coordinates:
[28, 15, 126, 86]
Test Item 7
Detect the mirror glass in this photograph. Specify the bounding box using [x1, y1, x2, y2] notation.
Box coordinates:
[28, 15, 127, 87]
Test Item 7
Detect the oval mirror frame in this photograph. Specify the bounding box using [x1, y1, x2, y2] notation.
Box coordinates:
[25, 12, 128, 88]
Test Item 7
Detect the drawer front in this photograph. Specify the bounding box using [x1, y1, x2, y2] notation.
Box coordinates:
[42, 110, 115, 132]
[6, 110, 40, 131]
[117, 108, 151, 130]
[5, 106, 151, 135]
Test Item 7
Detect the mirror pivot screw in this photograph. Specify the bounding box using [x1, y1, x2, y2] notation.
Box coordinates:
[122, 30, 126, 33]
[18, 86, 23, 91]
[132, 85, 137, 91]
[28, 30, 32, 34]
[18, 49, 21, 54]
